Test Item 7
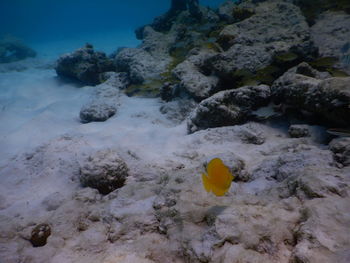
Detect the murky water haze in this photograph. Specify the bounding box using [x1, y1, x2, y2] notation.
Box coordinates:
[0, 0, 226, 47]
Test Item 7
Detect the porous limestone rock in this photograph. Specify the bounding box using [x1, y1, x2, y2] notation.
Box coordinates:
[114, 27, 173, 84]
[272, 63, 350, 127]
[311, 11, 350, 73]
[188, 85, 271, 133]
[237, 123, 266, 145]
[55, 44, 115, 85]
[329, 137, 350, 166]
[288, 124, 310, 138]
[79, 149, 129, 195]
[209, 1, 314, 80]
[291, 196, 350, 263]
[173, 60, 219, 101]
[170, 47, 221, 101]
[252, 144, 347, 199]
[80, 100, 117, 123]
[79, 72, 128, 123]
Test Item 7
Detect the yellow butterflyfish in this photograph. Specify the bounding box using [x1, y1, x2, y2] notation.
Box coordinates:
[201, 158, 234, 196]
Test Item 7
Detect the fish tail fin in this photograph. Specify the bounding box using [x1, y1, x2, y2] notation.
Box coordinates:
[202, 173, 212, 193]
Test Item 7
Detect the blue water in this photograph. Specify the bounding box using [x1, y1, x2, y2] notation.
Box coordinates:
[0, 0, 226, 53]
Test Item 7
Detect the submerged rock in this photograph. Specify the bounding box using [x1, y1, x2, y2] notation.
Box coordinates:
[80, 100, 117, 123]
[288, 124, 310, 138]
[114, 26, 173, 84]
[188, 85, 271, 133]
[291, 196, 350, 263]
[173, 59, 219, 101]
[272, 63, 350, 127]
[0, 36, 36, 63]
[79, 72, 128, 123]
[55, 44, 115, 85]
[329, 137, 350, 166]
[311, 11, 350, 74]
[208, 1, 314, 84]
[79, 149, 129, 195]
[237, 123, 266, 145]
[30, 223, 51, 247]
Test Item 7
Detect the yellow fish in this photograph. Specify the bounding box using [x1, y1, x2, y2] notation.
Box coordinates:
[201, 158, 234, 196]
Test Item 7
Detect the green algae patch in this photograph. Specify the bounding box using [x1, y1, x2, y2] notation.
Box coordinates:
[202, 42, 222, 53]
[229, 65, 281, 87]
[124, 79, 163, 98]
[308, 57, 348, 76]
[255, 65, 281, 85]
[309, 57, 338, 70]
[230, 68, 255, 87]
[328, 69, 349, 77]
[274, 52, 299, 64]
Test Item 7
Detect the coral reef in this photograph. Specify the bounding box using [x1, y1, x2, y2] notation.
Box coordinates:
[55, 44, 115, 85]
[188, 85, 271, 133]
[329, 137, 350, 166]
[272, 63, 350, 127]
[79, 72, 128, 123]
[2, 1, 349, 262]
[79, 149, 129, 195]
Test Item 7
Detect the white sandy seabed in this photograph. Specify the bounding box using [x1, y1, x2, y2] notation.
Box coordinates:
[0, 37, 349, 263]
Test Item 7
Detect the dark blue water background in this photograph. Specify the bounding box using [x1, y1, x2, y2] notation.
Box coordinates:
[0, 0, 226, 53]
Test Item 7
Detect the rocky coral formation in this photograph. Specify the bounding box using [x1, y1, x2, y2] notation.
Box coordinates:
[310, 11, 350, 74]
[13, 2, 348, 261]
[173, 59, 219, 100]
[288, 124, 310, 138]
[79, 149, 129, 194]
[0, 36, 36, 63]
[208, 1, 314, 86]
[188, 85, 271, 133]
[80, 100, 117, 123]
[55, 44, 115, 85]
[329, 137, 350, 166]
[272, 63, 350, 127]
[79, 72, 128, 123]
[114, 26, 174, 84]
